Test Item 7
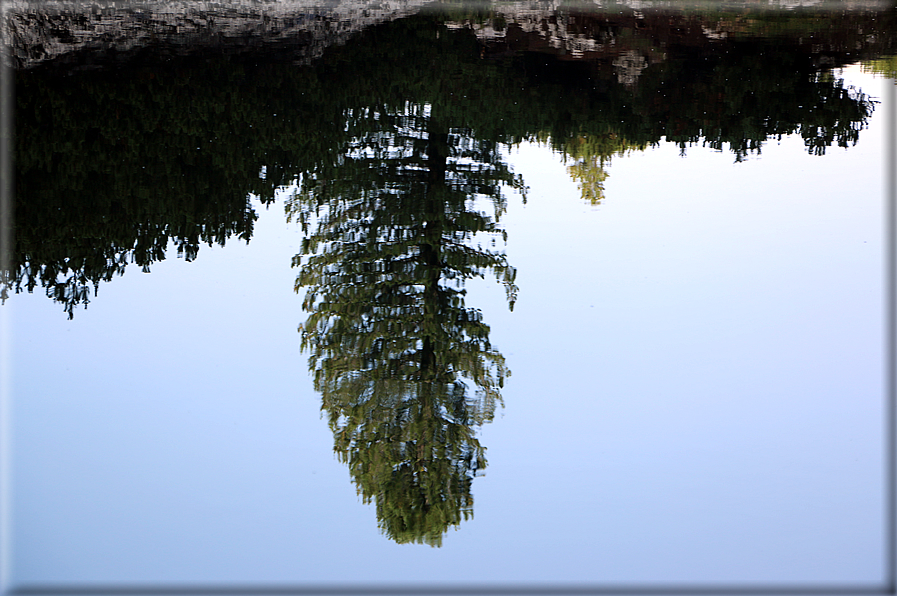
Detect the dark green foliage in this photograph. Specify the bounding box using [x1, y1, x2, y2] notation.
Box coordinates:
[620, 42, 876, 160]
[292, 104, 520, 546]
[11, 50, 345, 316]
[10, 9, 884, 315]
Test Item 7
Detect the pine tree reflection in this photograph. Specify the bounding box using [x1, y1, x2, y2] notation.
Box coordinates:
[290, 104, 523, 546]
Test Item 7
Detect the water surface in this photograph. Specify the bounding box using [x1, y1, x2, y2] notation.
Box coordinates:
[3, 1, 894, 590]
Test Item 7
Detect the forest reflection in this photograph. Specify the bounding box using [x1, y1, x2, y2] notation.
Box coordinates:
[6, 1, 894, 545]
[9, 6, 889, 318]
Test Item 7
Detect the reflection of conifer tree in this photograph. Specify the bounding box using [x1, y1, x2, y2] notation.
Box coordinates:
[289, 103, 524, 546]
[542, 133, 647, 205]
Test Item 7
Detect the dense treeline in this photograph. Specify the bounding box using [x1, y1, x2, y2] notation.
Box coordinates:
[10, 9, 885, 315]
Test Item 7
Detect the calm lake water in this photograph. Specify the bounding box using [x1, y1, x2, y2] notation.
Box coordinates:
[3, 1, 895, 592]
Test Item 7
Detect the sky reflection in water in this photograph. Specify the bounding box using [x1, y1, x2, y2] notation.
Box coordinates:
[3, 2, 893, 588]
